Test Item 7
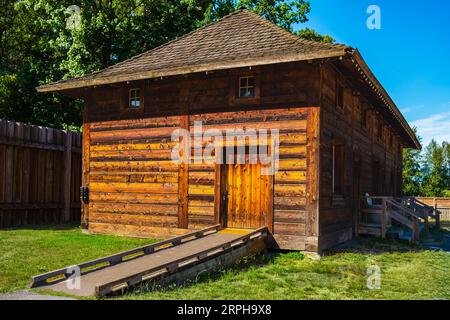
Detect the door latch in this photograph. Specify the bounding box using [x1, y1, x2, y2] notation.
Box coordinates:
[80, 186, 89, 204]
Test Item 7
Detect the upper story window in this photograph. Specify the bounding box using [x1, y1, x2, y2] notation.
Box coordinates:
[336, 84, 344, 110]
[128, 88, 141, 108]
[332, 143, 345, 195]
[361, 107, 367, 129]
[377, 122, 383, 141]
[238, 76, 256, 98]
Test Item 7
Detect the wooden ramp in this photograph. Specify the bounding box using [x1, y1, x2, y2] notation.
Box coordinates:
[30, 226, 267, 297]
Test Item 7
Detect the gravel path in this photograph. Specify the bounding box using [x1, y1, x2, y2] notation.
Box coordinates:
[0, 290, 76, 300]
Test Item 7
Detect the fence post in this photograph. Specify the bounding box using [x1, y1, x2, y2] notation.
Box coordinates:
[63, 131, 72, 222]
[381, 198, 387, 238]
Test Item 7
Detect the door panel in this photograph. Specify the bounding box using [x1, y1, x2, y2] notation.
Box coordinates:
[221, 162, 272, 229]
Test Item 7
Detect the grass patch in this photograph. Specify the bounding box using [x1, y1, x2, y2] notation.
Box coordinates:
[122, 247, 449, 300]
[0, 226, 449, 300]
[0, 225, 157, 293]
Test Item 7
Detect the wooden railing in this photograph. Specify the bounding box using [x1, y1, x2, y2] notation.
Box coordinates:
[414, 197, 450, 222]
[360, 196, 441, 242]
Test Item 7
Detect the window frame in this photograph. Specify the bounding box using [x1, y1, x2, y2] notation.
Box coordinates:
[128, 88, 142, 109]
[360, 107, 367, 130]
[230, 71, 260, 106]
[336, 83, 345, 110]
[238, 76, 256, 99]
[332, 142, 346, 196]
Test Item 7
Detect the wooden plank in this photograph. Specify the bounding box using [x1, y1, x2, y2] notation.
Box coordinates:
[63, 131, 72, 222]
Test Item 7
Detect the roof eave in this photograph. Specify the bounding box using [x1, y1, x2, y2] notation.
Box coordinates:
[36, 49, 348, 93]
[348, 49, 421, 150]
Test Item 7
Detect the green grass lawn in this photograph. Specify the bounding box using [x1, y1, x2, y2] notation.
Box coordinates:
[0, 225, 449, 300]
[0, 225, 155, 293]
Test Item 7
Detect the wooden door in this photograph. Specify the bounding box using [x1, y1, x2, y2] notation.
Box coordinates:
[220, 162, 273, 230]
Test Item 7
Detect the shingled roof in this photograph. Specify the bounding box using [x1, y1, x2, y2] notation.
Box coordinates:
[36, 9, 420, 149]
[36, 9, 350, 92]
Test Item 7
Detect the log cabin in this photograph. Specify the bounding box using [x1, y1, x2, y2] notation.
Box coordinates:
[37, 9, 420, 252]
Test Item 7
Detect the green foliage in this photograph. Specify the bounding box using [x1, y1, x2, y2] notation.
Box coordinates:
[0, 225, 155, 293]
[296, 27, 335, 43]
[402, 129, 423, 196]
[402, 129, 450, 197]
[0, 0, 332, 129]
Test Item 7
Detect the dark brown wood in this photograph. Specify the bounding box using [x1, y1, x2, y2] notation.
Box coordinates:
[0, 119, 82, 228]
[36, 59, 413, 252]
[63, 131, 72, 222]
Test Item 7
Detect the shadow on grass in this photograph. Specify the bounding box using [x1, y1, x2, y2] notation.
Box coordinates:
[323, 236, 426, 257]
[121, 250, 288, 298]
[0, 223, 81, 232]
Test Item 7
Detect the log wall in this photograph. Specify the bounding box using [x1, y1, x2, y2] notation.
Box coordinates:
[84, 62, 321, 250]
[318, 63, 404, 249]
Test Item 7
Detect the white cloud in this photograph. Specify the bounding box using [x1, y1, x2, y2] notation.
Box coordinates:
[400, 104, 424, 115]
[411, 111, 450, 146]
[400, 107, 412, 114]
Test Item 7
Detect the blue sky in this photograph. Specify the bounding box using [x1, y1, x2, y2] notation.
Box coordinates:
[298, 0, 450, 147]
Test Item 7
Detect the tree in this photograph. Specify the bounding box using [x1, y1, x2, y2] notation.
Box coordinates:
[205, 0, 310, 30]
[296, 27, 335, 43]
[402, 129, 423, 196]
[421, 140, 449, 197]
[1, 0, 331, 129]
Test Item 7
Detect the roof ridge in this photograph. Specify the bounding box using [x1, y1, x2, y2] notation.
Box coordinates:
[87, 9, 248, 81]
[242, 9, 349, 51]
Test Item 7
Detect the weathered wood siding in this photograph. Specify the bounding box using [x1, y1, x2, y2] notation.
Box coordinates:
[318, 63, 404, 249]
[83, 61, 321, 250]
[0, 120, 82, 227]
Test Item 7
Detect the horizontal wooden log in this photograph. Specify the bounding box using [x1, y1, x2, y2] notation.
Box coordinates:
[90, 127, 175, 143]
[90, 142, 177, 152]
[90, 160, 179, 172]
[90, 182, 178, 194]
[90, 172, 179, 184]
[90, 192, 178, 205]
[274, 222, 306, 236]
[274, 184, 306, 197]
[90, 212, 178, 227]
[89, 203, 178, 216]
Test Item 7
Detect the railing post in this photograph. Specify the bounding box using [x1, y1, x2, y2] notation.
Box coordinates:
[381, 198, 387, 238]
[412, 217, 419, 243]
[424, 207, 429, 233]
[434, 198, 441, 229]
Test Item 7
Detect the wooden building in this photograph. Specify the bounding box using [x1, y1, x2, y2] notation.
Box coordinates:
[38, 10, 420, 252]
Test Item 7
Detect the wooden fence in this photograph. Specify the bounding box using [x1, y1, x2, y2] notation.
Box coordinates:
[415, 197, 450, 221]
[0, 119, 82, 228]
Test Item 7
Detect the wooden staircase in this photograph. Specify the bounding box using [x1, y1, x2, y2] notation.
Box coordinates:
[358, 196, 441, 243]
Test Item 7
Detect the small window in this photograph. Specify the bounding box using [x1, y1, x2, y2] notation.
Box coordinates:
[336, 85, 344, 109]
[378, 122, 383, 141]
[128, 88, 141, 108]
[238, 76, 255, 98]
[372, 159, 381, 194]
[361, 108, 367, 129]
[332, 144, 345, 195]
